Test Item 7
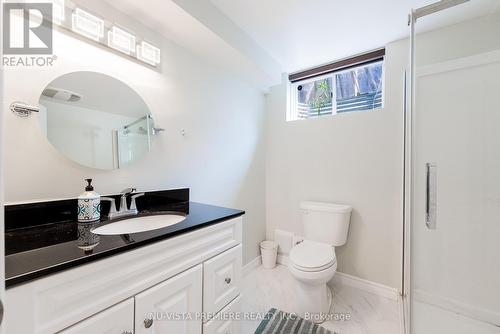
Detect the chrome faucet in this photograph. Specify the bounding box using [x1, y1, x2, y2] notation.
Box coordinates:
[101, 188, 145, 220]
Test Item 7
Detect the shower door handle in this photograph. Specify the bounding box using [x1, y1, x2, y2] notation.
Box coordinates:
[425, 163, 437, 229]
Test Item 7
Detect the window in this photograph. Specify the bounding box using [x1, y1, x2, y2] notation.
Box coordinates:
[296, 75, 333, 118]
[288, 49, 384, 121]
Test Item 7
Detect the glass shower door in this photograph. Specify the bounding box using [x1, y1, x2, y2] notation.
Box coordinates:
[409, 3, 500, 334]
[114, 116, 151, 168]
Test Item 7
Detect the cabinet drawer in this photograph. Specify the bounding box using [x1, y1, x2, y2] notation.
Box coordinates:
[59, 298, 134, 334]
[203, 244, 242, 316]
[203, 296, 241, 334]
[135, 264, 202, 334]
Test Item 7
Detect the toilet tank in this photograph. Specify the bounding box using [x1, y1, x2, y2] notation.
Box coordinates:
[300, 201, 352, 246]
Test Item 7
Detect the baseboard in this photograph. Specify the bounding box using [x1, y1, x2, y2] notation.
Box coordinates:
[242, 255, 262, 276]
[332, 272, 400, 301]
[277, 254, 399, 301]
[413, 289, 500, 327]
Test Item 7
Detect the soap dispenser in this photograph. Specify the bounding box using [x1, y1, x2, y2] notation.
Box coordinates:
[78, 179, 101, 222]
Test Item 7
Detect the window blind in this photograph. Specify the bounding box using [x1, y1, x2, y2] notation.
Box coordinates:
[288, 48, 385, 83]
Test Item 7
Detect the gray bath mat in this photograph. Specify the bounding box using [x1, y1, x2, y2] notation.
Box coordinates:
[254, 308, 335, 334]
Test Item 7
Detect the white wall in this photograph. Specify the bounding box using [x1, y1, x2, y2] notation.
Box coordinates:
[264, 9, 500, 292]
[3, 28, 266, 264]
[265, 41, 408, 289]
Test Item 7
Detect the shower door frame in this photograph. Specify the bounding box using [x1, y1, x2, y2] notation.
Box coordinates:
[403, 1, 471, 333]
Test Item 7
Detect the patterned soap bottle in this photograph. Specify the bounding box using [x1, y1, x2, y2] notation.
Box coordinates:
[78, 179, 101, 222]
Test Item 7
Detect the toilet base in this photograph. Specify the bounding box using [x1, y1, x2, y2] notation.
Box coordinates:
[288, 258, 337, 324]
[293, 280, 333, 324]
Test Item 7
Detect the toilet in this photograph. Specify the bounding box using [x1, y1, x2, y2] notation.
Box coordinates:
[289, 201, 352, 322]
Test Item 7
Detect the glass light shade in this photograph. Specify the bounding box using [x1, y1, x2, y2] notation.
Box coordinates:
[108, 26, 136, 55]
[71, 8, 104, 41]
[52, 0, 65, 25]
[136, 41, 161, 66]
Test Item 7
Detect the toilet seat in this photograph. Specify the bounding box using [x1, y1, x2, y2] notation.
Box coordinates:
[289, 240, 336, 272]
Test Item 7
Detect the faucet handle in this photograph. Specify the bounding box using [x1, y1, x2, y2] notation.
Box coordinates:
[101, 197, 117, 214]
[121, 187, 136, 195]
[130, 193, 145, 211]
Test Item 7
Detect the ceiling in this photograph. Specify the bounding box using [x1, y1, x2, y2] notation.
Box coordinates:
[97, 0, 282, 88]
[98, 0, 499, 88]
[209, 0, 500, 73]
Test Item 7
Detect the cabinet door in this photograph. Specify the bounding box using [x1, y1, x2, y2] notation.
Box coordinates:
[59, 298, 134, 334]
[135, 264, 202, 334]
[203, 296, 241, 334]
[203, 245, 242, 316]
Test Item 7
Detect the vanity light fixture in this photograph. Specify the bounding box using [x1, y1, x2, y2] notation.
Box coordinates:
[108, 26, 136, 55]
[52, 0, 65, 25]
[71, 8, 104, 41]
[51, 2, 161, 68]
[137, 41, 161, 66]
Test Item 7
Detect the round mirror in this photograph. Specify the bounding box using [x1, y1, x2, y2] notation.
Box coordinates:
[38, 71, 155, 170]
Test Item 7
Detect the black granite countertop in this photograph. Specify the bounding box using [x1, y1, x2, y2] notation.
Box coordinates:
[5, 189, 244, 288]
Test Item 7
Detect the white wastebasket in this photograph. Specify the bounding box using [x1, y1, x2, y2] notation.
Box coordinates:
[260, 241, 278, 269]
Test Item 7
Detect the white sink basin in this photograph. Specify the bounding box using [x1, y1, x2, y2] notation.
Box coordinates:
[91, 214, 186, 235]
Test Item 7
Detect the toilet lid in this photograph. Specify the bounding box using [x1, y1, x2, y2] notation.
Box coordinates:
[289, 240, 336, 272]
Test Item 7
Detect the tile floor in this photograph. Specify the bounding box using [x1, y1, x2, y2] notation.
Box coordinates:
[412, 301, 500, 334]
[240, 265, 402, 334]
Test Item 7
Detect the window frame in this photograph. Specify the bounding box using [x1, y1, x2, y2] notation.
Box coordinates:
[289, 72, 337, 121]
[287, 49, 385, 122]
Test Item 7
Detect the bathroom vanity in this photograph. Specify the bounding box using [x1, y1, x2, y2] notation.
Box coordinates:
[4, 189, 244, 334]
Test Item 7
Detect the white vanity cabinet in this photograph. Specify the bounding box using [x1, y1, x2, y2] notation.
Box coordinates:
[60, 299, 134, 334]
[135, 264, 203, 334]
[5, 216, 243, 334]
[203, 296, 242, 334]
[203, 244, 242, 316]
